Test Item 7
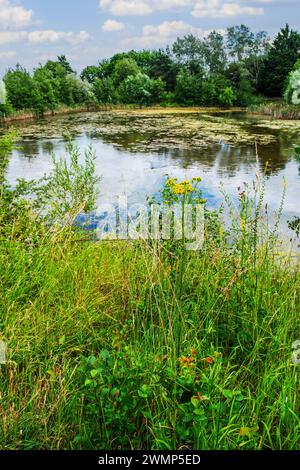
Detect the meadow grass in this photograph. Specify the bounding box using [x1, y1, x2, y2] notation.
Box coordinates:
[0, 133, 299, 450]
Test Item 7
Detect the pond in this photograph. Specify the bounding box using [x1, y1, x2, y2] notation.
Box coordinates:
[3, 108, 300, 236]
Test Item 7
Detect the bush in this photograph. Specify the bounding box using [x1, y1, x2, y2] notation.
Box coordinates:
[218, 86, 237, 106]
[119, 73, 165, 105]
[92, 78, 117, 104]
[284, 68, 300, 105]
[175, 70, 202, 105]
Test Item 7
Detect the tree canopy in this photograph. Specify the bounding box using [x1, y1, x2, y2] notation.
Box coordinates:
[1, 23, 300, 117]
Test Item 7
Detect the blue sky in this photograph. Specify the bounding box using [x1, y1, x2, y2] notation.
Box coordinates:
[0, 0, 299, 75]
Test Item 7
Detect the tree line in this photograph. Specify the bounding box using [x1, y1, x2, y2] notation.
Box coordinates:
[1, 24, 300, 116]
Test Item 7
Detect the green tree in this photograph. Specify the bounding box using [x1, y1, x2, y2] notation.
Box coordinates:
[175, 70, 202, 105]
[130, 48, 179, 91]
[203, 31, 227, 74]
[119, 73, 165, 105]
[65, 75, 97, 107]
[4, 65, 41, 111]
[218, 86, 236, 107]
[0, 79, 13, 117]
[113, 58, 140, 85]
[92, 78, 117, 104]
[33, 67, 57, 112]
[172, 35, 205, 75]
[245, 31, 270, 90]
[260, 24, 300, 97]
[201, 75, 233, 106]
[284, 65, 300, 104]
[227, 24, 254, 62]
[57, 55, 75, 74]
[81, 65, 103, 83]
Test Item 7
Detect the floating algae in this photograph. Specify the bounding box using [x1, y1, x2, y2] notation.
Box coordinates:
[7, 109, 279, 153]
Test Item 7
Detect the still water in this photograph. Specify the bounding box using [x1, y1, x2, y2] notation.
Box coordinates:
[4, 109, 300, 234]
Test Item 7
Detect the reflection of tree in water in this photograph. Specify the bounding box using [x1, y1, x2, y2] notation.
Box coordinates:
[88, 130, 154, 151]
[18, 140, 40, 159]
[147, 140, 292, 177]
[13, 111, 298, 179]
[41, 141, 54, 154]
[256, 132, 299, 174]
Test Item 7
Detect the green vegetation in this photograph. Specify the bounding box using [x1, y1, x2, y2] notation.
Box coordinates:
[249, 102, 300, 120]
[0, 132, 299, 450]
[1, 24, 300, 119]
[259, 24, 300, 97]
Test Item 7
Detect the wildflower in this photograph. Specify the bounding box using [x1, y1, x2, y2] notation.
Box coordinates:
[190, 347, 197, 356]
[192, 392, 209, 401]
[178, 356, 195, 368]
[192, 392, 202, 401]
[205, 357, 214, 364]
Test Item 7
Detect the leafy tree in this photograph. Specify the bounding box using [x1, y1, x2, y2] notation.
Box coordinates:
[33, 67, 57, 112]
[260, 24, 300, 97]
[175, 70, 202, 105]
[65, 75, 97, 107]
[113, 58, 140, 85]
[201, 74, 233, 106]
[119, 73, 165, 105]
[225, 63, 254, 106]
[92, 78, 117, 104]
[57, 55, 75, 74]
[245, 31, 270, 90]
[81, 65, 103, 83]
[129, 48, 179, 91]
[218, 87, 236, 107]
[0, 79, 7, 104]
[4, 66, 41, 111]
[203, 31, 227, 74]
[284, 68, 300, 104]
[0, 79, 13, 117]
[172, 35, 205, 75]
[227, 25, 254, 62]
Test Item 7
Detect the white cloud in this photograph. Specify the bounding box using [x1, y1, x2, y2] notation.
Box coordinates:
[192, 0, 264, 17]
[143, 21, 203, 38]
[99, 0, 193, 16]
[28, 30, 91, 45]
[100, 0, 264, 16]
[0, 31, 27, 44]
[122, 20, 225, 48]
[0, 29, 91, 46]
[102, 19, 125, 32]
[0, 50, 16, 59]
[100, 0, 152, 15]
[0, 0, 33, 30]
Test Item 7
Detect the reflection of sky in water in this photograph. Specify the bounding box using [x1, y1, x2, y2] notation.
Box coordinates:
[5, 113, 300, 236]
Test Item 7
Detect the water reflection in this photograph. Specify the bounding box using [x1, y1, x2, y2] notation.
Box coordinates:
[4, 110, 300, 227]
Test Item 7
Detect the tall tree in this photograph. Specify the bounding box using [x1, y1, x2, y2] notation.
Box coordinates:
[227, 25, 254, 62]
[246, 30, 270, 90]
[260, 24, 300, 97]
[4, 65, 41, 111]
[203, 31, 227, 74]
[172, 35, 205, 75]
[57, 55, 75, 74]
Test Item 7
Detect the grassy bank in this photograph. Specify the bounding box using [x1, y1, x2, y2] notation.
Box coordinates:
[0, 133, 299, 450]
[249, 102, 300, 120]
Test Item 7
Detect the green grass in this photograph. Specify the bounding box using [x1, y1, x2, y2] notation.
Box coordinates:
[249, 101, 300, 120]
[0, 133, 299, 450]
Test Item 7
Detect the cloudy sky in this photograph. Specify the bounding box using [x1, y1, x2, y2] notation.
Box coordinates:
[0, 0, 299, 74]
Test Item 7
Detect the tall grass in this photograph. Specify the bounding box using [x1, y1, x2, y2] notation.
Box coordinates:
[249, 102, 300, 120]
[0, 132, 299, 450]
